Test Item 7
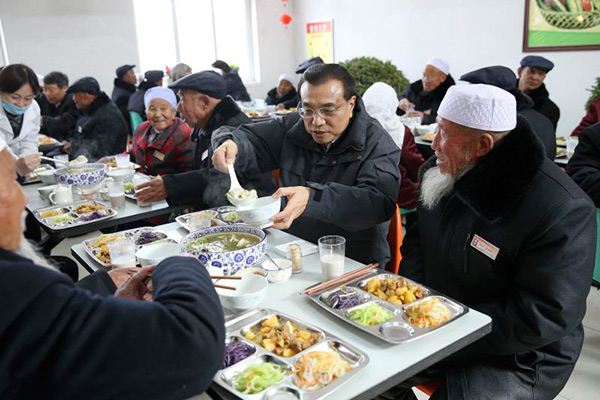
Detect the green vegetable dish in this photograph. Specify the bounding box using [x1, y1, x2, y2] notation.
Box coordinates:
[49, 215, 74, 224]
[232, 362, 287, 395]
[185, 233, 260, 252]
[222, 212, 239, 222]
[347, 303, 394, 326]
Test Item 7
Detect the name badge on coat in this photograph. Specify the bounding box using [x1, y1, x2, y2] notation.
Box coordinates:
[470, 234, 500, 260]
[153, 150, 165, 161]
[201, 149, 209, 161]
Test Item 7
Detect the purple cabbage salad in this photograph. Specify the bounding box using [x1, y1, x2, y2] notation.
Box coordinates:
[326, 286, 364, 309]
[223, 341, 256, 369]
[80, 211, 104, 222]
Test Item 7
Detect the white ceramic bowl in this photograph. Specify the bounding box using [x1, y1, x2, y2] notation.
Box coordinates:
[136, 242, 182, 267]
[261, 258, 293, 283]
[107, 168, 135, 182]
[236, 196, 281, 225]
[38, 184, 57, 201]
[215, 274, 268, 311]
[38, 169, 57, 185]
[235, 267, 268, 278]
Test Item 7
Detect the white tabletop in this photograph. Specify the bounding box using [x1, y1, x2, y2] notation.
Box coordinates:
[71, 222, 492, 399]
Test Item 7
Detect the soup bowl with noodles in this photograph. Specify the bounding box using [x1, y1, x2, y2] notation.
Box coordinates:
[180, 225, 267, 275]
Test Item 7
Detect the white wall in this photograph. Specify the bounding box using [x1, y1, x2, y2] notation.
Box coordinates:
[0, 0, 139, 94]
[291, 0, 600, 136]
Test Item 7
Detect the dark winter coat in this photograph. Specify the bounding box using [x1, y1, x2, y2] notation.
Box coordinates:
[521, 82, 560, 130]
[111, 78, 137, 135]
[223, 70, 251, 102]
[213, 99, 401, 265]
[70, 92, 128, 161]
[572, 97, 600, 137]
[401, 117, 596, 400]
[0, 250, 225, 400]
[398, 127, 424, 210]
[36, 93, 79, 141]
[515, 90, 557, 159]
[397, 74, 456, 125]
[130, 117, 193, 176]
[265, 87, 299, 109]
[163, 96, 276, 208]
[127, 81, 159, 120]
[567, 122, 600, 207]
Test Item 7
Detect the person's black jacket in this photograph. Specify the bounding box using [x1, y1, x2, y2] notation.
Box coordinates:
[397, 74, 456, 125]
[0, 250, 225, 400]
[521, 82, 560, 130]
[36, 93, 79, 141]
[127, 81, 158, 120]
[567, 122, 600, 207]
[223, 70, 251, 102]
[163, 96, 277, 208]
[265, 87, 299, 109]
[515, 90, 556, 159]
[401, 117, 595, 399]
[111, 78, 137, 135]
[213, 99, 401, 265]
[70, 92, 128, 161]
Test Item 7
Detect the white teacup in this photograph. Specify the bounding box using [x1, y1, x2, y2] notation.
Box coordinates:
[49, 184, 73, 205]
[38, 185, 57, 201]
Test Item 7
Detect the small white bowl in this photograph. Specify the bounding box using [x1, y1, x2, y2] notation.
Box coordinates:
[216, 274, 268, 311]
[38, 184, 57, 201]
[136, 242, 182, 267]
[38, 169, 57, 185]
[261, 258, 293, 283]
[107, 168, 135, 182]
[235, 267, 268, 278]
[236, 196, 281, 225]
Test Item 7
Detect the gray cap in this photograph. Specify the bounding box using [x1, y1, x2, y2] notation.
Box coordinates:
[168, 71, 226, 99]
[295, 57, 324, 74]
[460, 66, 517, 91]
[144, 70, 164, 83]
[520, 56, 554, 73]
[116, 64, 135, 78]
[67, 77, 100, 95]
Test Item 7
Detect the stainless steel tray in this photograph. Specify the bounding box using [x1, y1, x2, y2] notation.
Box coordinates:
[215, 308, 369, 400]
[82, 227, 175, 267]
[176, 207, 243, 231]
[305, 269, 468, 344]
[33, 200, 117, 231]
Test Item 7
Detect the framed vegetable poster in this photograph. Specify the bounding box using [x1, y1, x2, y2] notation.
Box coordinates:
[524, 0, 600, 51]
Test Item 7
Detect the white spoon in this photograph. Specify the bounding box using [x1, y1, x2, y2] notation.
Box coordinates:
[227, 163, 242, 192]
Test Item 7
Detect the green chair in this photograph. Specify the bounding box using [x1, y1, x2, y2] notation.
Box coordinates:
[129, 111, 143, 135]
[594, 209, 600, 286]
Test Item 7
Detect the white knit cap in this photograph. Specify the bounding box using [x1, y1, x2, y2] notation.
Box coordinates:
[426, 57, 450, 75]
[437, 84, 517, 132]
[144, 86, 178, 110]
[0, 137, 6, 152]
[278, 73, 295, 86]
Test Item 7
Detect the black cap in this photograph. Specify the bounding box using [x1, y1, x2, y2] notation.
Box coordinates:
[460, 66, 517, 91]
[168, 71, 226, 99]
[295, 57, 324, 74]
[520, 56, 554, 73]
[116, 64, 135, 78]
[67, 77, 100, 95]
[144, 70, 164, 83]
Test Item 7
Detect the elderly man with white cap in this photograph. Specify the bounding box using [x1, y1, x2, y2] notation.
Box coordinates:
[397, 57, 455, 125]
[266, 73, 299, 110]
[384, 84, 596, 400]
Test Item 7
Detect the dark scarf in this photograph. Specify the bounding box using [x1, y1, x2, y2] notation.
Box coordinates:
[113, 78, 136, 94]
[192, 97, 245, 142]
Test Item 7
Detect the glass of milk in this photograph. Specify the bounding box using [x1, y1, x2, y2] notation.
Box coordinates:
[318, 235, 346, 281]
[108, 239, 136, 269]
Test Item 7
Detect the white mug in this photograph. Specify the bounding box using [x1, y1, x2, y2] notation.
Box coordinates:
[49, 185, 73, 205]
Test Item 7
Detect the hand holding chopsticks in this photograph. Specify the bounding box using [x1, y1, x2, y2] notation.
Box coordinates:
[300, 263, 379, 295]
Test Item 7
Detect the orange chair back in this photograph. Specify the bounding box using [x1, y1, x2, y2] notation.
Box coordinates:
[416, 379, 443, 396]
[385, 205, 402, 274]
[273, 169, 281, 186]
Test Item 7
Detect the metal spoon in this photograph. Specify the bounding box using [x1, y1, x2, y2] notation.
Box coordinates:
[265, 253, 283, 270]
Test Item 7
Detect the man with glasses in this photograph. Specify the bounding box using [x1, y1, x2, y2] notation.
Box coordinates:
[212, 63, 400, 265]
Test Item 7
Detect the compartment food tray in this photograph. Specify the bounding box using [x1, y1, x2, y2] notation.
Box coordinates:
[33, 200, 117, 231]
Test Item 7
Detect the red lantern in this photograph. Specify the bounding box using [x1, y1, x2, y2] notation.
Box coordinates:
[280, 12, 292, 28]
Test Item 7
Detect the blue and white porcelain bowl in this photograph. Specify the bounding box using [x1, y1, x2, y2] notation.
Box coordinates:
[180, 225, 267, 275]
[54, 163, 107, 187]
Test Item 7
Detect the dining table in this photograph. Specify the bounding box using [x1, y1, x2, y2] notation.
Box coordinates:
[71, 222, 492, 400]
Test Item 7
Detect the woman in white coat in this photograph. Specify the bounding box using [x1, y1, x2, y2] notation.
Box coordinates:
[0, 64, 42, 176]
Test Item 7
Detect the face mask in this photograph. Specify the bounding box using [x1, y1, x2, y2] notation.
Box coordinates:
[2, 99, 30, 115]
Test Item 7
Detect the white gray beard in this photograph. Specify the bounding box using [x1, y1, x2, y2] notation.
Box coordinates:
[420, 166, 458, 210]
[16, 211, 56, 270]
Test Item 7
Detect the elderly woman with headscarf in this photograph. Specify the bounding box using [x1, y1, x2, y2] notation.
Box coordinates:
[363, 82, 425, 228]
[129, 87, 193, 176]
[266, 73, 299, 110]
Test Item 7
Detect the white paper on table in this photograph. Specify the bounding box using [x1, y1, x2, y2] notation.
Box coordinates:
[273, 240, 318, 257]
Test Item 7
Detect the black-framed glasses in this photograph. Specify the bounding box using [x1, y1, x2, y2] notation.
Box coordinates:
[297, 98, 352, 119]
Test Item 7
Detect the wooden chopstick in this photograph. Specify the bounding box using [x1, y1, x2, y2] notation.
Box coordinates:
[301, 263, 379, 295]
[211, 275, 242, 280]
[214, 283, 236, 290]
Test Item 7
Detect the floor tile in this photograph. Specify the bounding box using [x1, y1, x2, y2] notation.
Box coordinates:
[558, 326, 600, 400]
[583, 287, 600, 332]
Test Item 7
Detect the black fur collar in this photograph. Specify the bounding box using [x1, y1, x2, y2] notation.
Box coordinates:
[205, 96, 245, 134]
[421, 117, 545, 223]
[113, 78, 136, 93]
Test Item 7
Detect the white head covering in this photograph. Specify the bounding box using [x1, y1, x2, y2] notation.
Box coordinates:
[426, 57, 450, 75]
[278, 73, 295, 86]
[362, 82, 405, 149]
[144, 86, 178, 110]
[438, 84, 517, 132]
